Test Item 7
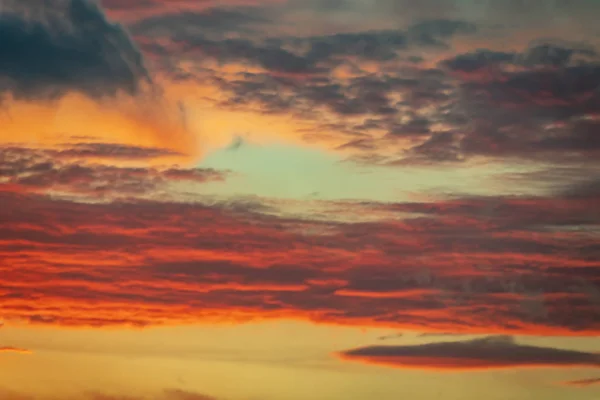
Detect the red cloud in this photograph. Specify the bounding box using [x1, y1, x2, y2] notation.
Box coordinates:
[0, 145, 598, 335]
[338, 336, 600, 371]
[0, 181, 598, 335]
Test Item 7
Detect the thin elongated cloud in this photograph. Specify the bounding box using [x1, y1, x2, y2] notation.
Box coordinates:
[338, 336, 600, 370]
[563, 377, 600, 387]
[0, 146, 227, 199]
[101, 0, 284, 20]
[0, 388, 217, 400]
[0, 346, 32, 354]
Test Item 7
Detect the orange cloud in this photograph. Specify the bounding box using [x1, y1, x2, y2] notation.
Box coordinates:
[0, 94, 199, 165]
[563, 377, 600, 387]
[0, 346, 31, 354]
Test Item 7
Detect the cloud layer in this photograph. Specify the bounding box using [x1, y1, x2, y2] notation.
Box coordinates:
[0, 154, 598, 334]
[0, 0, 598, 351]
[119, 0, 600, 172]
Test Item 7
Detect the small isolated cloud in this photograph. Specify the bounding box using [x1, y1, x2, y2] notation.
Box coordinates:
[338, 336, 600, 371]
[562, 377, 600, 387]
[0, 346, 31, 354]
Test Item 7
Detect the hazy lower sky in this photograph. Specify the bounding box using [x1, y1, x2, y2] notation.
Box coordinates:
[0, 1, 598, 399]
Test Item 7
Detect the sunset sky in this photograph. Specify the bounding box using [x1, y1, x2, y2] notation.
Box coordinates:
[0, 1, 599, 399]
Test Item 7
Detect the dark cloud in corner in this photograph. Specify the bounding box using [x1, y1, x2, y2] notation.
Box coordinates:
[339, 336, 600, 370]
[0, 0, 151, 101]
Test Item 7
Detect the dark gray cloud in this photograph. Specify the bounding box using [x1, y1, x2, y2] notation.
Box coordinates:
[137, 13, 476, 73]
[388, 40, 600, 165]
[406, 19, 476, 47]
[127, 3, 600, 168]
[441, 49, 516, 72]
[340, 336, 600, 370]
[0, 0, 151, 101]
[55, 142, 183, 160]
[129, 7, 269, 38]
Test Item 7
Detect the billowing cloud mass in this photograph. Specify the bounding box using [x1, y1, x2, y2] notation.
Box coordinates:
[0, 1, 200, 162]
[0, 0, 150, 101]
[339, 336, 600, 370]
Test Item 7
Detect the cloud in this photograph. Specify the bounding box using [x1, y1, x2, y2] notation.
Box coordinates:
[54, 143, 185, 161]
[162, 389, 217, 400]
[0, 2, 199, 160]
[139, 14, 474, 75]
[101, 0, 282, 20]
[0, 346, 31, 354]
[338, 336, 600, 370]
[129, 7, 270, 39]
[0, 145, 228, 199]
[123, 0, 600, 169]
[563, 377, 600, 387]
[0, 388, 218, 400]
[0, 177, 598, 334]
[0, 0, 151, 101]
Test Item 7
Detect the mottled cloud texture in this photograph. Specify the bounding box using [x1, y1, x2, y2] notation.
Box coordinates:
[118, 0, 600, 176]
[0, 2, 599, 394]
[0, 167, 598, 333]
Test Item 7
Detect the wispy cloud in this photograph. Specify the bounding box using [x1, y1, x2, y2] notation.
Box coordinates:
[0, 346, 32, 354]
[0, 388, 217, 400]
[562, 377, 600, 387]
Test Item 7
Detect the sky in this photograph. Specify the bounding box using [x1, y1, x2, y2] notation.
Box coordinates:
[0, 0, 599, 399]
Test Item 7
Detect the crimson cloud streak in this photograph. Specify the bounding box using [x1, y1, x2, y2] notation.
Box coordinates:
[0, 165, 598, 334]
